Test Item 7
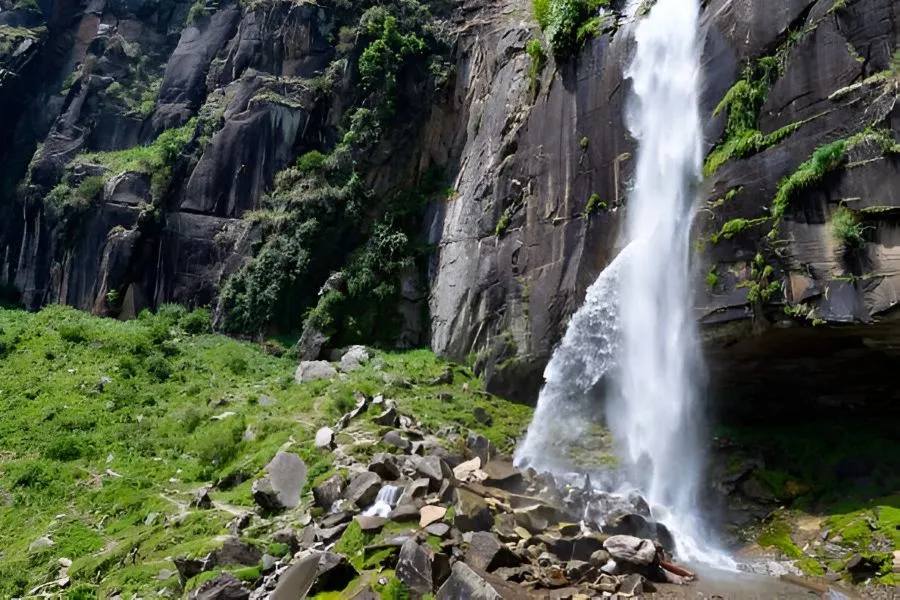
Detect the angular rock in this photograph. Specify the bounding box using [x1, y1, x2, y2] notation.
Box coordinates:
[454, 457, 483, 481]
[373, 406, 399, 427]
[213, 537, 263, 568]
[594, 573, 619, 593]
[190, 572, 251, 600]
[396, 539, 433, 596]
[344, 471, 382, 508]
[315, 427, 334, 449]
[316, 523, 349, 543]
[465, 532, 521, 572]
[603, 535, 657, 567]
[269, 548, 323, 600]
[272, 528, 299, 554]
[295, 361, 337, 382]
[310, 552, 359, 595]
[389, 503, 421, 522]
[313, 474, 344, 509]
[426, 523, 451, 538]
[482, 460, 524, 493]
[252, 452, 307, 511]
[321, 511, 353, 529]
[420, 505, 448, 528]
[433, 551, 453, 587]
[412, 455, 452, 491]
[618, 573, 651, 596]
[455, 489, 495, 533]
[893, 550, 900, 573]
[368, 453, 401, 480]
[354, 515, 387, 532]
[339, 345, 370, 372]
[472, 407, 492, 426]
[466, 432, 495, 464]
[436, 562, 530, 599]
[191, 487, 213, 509]
[382, 430, 411, 451]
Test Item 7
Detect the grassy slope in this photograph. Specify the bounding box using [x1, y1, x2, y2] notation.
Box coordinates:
[0, 305, 531, 597]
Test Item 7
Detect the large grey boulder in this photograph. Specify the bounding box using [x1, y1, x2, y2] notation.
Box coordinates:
[252, 451, 307, 510]
[190, 572, 251, 600]
[465, 532, 521, 572]
[295, 361, 337, 383]
[436, 562, 530, 599]
[396, 539, 433, 597]
[339, 345, 370, 371]
[343, 471, 382, 508]
[602, 535, 658, 567]
[312, 474, 344, 509]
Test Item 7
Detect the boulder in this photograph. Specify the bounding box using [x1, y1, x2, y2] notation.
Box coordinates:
[382, 430, 411, 451]
[368, 454, 401, 480]
[339, 345, 370, 371]
[466, 432, 495, 464]
[313, 474, 344, 509]
[252, 452, 307, 510]
[412, 455, 452, 491]
[28, 537, 54, 552]
[190, 573, 251, 600]
[269, 551, 321, 600]
[389, 503, 421, 522]
[309, 551, 359, 595]
[191, 487, 212, 509]
[321, 511, 353, 529]
[589, 549, 611, 567]
[396, 539, 433, 596]
[344, 471, 382, 508]
[295, 361, 337, 382]
[426, 523, 451, 538]
[603, 535, 657, 567]
[315, 427, 334, 449]
[355, 515, 388, 532]
[619, 573, 654, 596]
[472, 407, 492, 426]
[401, 478, 431, 503]
[420, 505, 447, 528]
[454, 457, 483, 481]
[212, 537, 263, 568]
[465, 532, 521, 572]
[373, 405, 399, 427]
[455, 489, 495, 533]
[482, 460, 524, 493]
[272, 528, 300, 554]
[436, 562, 530, 599]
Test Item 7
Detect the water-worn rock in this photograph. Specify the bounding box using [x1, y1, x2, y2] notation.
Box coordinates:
[190, 572, 251, 600]
[252, 452, 307, 510]
[465, 532, 521, 572]
[603, 535, 657, 567]
[396, 539, 433, 596]
[344, 471, 382, 508]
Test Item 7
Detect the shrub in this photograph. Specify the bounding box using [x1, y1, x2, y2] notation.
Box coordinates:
[584, 193, 605, 215]
[180, 307, 211, 334]
[526, 39, 547, 95]
[541, 0, 609, 58]
[45, 435, 90, 461]
[831, 206, 867, 249]
[296, 150, 327, 175]
[145, 354, 172, 382]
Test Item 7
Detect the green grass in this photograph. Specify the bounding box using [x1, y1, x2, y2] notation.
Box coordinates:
[525, 39, 547, 96]
[830, 206, 867, 250]
[0, 305, 532, 596]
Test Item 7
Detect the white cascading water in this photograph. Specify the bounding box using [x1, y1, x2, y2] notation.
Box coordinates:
[515, 0, 734, 568]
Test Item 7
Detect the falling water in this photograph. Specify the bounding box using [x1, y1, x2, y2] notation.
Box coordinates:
[363, 485, 403, 518]
[516, 0, 734, 567]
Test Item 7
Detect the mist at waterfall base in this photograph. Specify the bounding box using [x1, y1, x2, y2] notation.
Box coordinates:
[514, 0, 735, 569]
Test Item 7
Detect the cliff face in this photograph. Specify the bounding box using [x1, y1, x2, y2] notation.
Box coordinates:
[0, 0, 898, 407]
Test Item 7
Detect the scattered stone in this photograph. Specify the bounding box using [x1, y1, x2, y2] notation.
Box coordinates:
[893, 550, 900, 573]
[313, 475, 344, 509]
[426, 523, 451, 538]
[190, 573, 250, 600]
[344, 471, 382, 508]
[420, 505, 448, 528]
[603, 535, 657, 567]
[589, 549, 611, 567]
[368, 454, 401, 480]
[618, 573, 653, 596]
[401, 478, 430, 503]
[295, 361, 337, 383]
[436, 562, 529, 599]
[269, 550, 322, 599]
[174, 556, 205, 580]
[465, 531, 521, 572]
[429, 366, 454, 385]
[316, 523, 349, 543]
[373, 406, 399, 427]
[213, 537, 263, 568]
[466, 431, 495, 464]
[191, 487, 212, 509]
[472, 407, 492, 426]
[396, 539, 433, 596]
[565, 560, 592, 580]
[258, 395, 276, 406]
[261, 554, 279, 572]
[28, 537, 54, 552]
[252, 452, 307, 511]
[355, 515, 388, 532]
[389, 503, 421, 522]
[846, 554, 883, 580]
[455, 489, 495, 533]
[453, 457, 482, 481]
[382, 430, 411, 451]
[315, 427, 334, 449]
[321, 511, 353, 529]
[339, 345, 370, 372]
[309, 552, 359, 595]
[412, 455, 452, 491]
[272, 529, 299, 554]
[595, 573, 618, 593]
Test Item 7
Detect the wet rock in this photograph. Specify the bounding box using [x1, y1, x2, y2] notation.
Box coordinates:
[603, 535, 657, 567]
[411, 455, 452, 491]
[344, 471, 382, 508]
[340, 346, 370, 372]
[455, 489, 495, 533]
[389, 503, 421, 522]
[465, 531, 521, 572]
[252, 452, 307, 511]
[295, 361, 337, 382]
[436, 562, 529, 599]
[315, 427, 334, 449]
[354, 515, 387, 532]
[382, 430, 411, 451]
[594, 573, 619, 593]
[618, 573, 655, 596]
[396, 539, 433, 596]
[190, 572, 251, 600]
[313, 474, 344, 509]
[565, 560, 592, 580]
[368, 454, 401, 480]
[420, 505, 447, 528]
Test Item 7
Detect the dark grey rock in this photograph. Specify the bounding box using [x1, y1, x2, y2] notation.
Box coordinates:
[455, 489, 495, 533]
[603, 535, 657, 567]
[435, 562, 529, 599]
[368, 453, 401, 480]
[396, 539, 433, 597]
[344, 471, 382, 508]
[382, 430, 411, 451]
[190, 572, 251, 600]
[411, 455, 452, 491]
[313, 475, 344, 509]
[465, 532, 521, 572]
[252, 452, 307, 511]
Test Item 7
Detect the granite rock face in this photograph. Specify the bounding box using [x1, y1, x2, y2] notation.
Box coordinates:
[0, 0, 898, 408]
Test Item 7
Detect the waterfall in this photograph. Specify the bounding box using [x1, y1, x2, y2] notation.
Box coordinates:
[363, 485, 403, 518]
[516, 0, 734, 568]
